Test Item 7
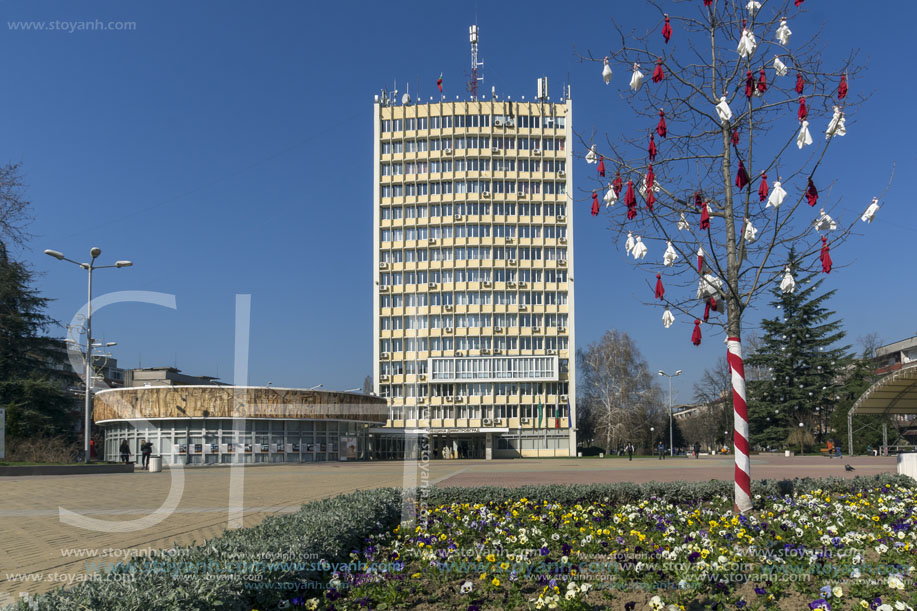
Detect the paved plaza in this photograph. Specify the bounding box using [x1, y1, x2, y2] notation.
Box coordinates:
[0, 454, 898, 601]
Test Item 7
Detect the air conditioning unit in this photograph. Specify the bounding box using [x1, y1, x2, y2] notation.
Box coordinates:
[494, 418, 503, 425]
[494, 118, 504, 127]
[547, 349, 556, 355]
[481, 348, 490, 354]
[491, 147, 500, 153]
[454, 396, 463, 403]
[558, 326, 566, 333]
[495, 326, 503, 332]
[558, 259, 567, 266]
[379, 262, 388, 269]
[428, 238, 437, 244]
[507, 281, 516, 287]
[444, 147, 453, 154]
[380, 375, 390, 381]
[454, 214, 463, 221]
[482, 191, 491, 198]
[428, 282, 438, 289]
[505, 118, 515, 127]
[494, 349, 503, 354]
[483, 281, 492, 287]
[559, 237, 567, 244]
[556, 215, 566, 222]
[483, 418, 493, 425]
[381, 352, 390, 359]
[561, 395, 568, 402]
[558, 170, 566, 177]
[419, 374, 427, 381]
[521, 417, 530, 424]
[455, 351, 463, 357]
[444, 304, 453, 311]
[380, 286, 389, 292]
[445, 327, 454, 333]
[417, 397, 425, 404]
[532, 149, 541, 155]
[517, 192, 527, 198]
[519, 304, 528, 310]
[445, 396, 453, 403]
[533, 326, 540, 332]
[506, 237, 514, 243]
[519, 281, 527, 287]
[509, 259, 517, 265]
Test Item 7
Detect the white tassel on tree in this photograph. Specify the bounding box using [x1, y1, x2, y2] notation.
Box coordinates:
[814, 209, 837, 232]
[663, 241, 678, 267]
[737, 25, 757, 58]
[716, 96, 733, 124]
[632, 236, 648, 260]
[697, 273, 723, 299]
[776, 19, 792, 46]
[826, 106, 847, 139]
[639, 177, 661, 198]
[585, 144, 597, 164]
[604, 184, 617, 207]
[677, 212, 691, 231]
[624, 231, 635, 255]
[630, 63, 645, 92]
[602, 57, 613, 85]
[743, 218, 758, 243]
[774, 56, 788, 77]
[780, 266, 796, 294]
[662, 307, 675, 329]
[861, 197, 880, 223]
[767, 180, 787, 208]
[796, 120, 812, 149]
[746, 1, 762, 15]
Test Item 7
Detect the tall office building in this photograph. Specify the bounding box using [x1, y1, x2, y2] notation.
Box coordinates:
[371, 73, 575, 460]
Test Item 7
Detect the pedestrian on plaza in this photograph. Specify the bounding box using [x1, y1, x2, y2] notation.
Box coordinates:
[693, 441, 700, 459]
[657, 441, 665, 460]
[835, 439, 842, 458]
[119, 440, 131, 464]
[89, 439, 97, 460]
[141, 440, 153, 469]
[626, 442, 634, 461]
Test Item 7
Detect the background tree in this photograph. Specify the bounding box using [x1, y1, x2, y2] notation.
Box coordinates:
[584, 1, 883, 511]
[577, 329, 663, 454]
[687, 355, 734, 451]
[829, 340, 886, 455]
[745, 250, 850, 450]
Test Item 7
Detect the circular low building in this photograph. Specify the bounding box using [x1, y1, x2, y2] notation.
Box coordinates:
[93, 386, 388, 465]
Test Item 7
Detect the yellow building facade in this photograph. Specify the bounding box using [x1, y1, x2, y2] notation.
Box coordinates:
[372, 93, 576, 459]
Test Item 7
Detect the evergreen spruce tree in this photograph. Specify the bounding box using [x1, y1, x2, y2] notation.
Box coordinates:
[746, 251, 851, 450]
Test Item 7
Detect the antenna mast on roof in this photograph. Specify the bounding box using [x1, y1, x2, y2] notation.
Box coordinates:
[469, 25, 483, 100]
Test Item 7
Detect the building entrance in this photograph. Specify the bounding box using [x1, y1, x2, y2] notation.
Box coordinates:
[432, 435, 485, 459]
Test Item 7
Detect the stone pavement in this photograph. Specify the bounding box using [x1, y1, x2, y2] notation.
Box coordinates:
[0, 454, 897, 601]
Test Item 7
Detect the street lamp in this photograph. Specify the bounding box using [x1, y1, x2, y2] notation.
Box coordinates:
[658, 369, 683, 456]
[45, 247, 132, 462]
[798, 422, 804, 456]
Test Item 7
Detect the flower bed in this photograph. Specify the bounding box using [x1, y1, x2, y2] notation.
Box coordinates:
[6, 475, 915, 611]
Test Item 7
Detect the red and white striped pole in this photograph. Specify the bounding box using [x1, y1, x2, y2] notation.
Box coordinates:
[727, 337, 752, 513]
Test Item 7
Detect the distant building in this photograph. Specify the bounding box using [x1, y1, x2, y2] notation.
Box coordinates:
[123, 367, 223, 388]
[875, 336, 917, 375]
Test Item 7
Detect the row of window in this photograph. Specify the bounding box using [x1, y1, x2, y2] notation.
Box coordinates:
[390, 404, 570, 422]
[381, 313, 569, 329]
[380, 181, 567, 198]
[381, 380, 571, 401]
[431, 356, 555, 381]
[382, 248, 569, 265]
[379, 336, 570, 353]
[381, 137, 566, 154]
[379, 286, 569, 308]
[381, 226, 568, 242]
[381, 202, 567, 218]
[381, 115, 566, 133]
[381, 159, 566, 175]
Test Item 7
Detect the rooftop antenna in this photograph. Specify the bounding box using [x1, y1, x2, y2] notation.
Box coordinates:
[468, 24, 483, 100]
[402, 82, 411, 105]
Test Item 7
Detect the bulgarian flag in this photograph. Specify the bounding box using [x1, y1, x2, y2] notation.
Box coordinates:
[555, 397, 561, 429]
[437, 73, 443, 93]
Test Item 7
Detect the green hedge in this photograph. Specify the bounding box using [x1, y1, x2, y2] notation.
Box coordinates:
[8, 474, 913, 611]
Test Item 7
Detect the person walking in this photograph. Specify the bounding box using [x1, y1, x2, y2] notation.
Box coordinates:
[119, 440, 131, 464]
[626, 442, 634, 461]
[693, 441, 701, 459]
[657, 441, 665, 460]
[141, 440, 153, 470]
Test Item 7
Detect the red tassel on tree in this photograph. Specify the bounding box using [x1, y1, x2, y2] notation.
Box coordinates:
[795, 73, 805, 95]
[697, 248, 704, 273]
[736, 160, 749, 189]
[627, 204, 637, 220]
[646, 189, 656, 211]
[758, 173, 769, 202]
[662, 14, 672, 44]
[648, 134, 657, 161]
[591, 191, 600, 216]
[806, 177, 818, 207]
[655, 274, 665, 299]
[646, 164, 655, 191]
[694, 192, 703, 208]
[838, 73, 848, 100]
[795, 0, 804, 5]
[625, 180, 636, 207]
[820, 237, 832, 274]
[704, 300, 712, 322]
[704, 0, 712, 6]
[692, 319, 702, 346]
[745, 71, 754, 98]
[652, 58, 665, 83]
[597, 155, 606, 177]
[657, 109, 667, 138]
[700, 202, 710, 230]
[731, 129, 740, 147]
[613, 171, 623, 196]
[798, 97, 808, 121]
[757, 68, 767, 94]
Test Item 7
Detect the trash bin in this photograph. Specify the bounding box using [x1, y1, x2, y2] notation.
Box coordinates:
[149, 456, 162, 473]
[785, 450, 792, 457]
[577, 452, 582, 457]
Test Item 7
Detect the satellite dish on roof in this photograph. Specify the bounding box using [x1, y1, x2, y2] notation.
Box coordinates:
[402, 92, 412, 105]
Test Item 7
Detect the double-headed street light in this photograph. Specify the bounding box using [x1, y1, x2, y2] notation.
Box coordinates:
[45, 248, 132, 462]
[658, 369, 683, 457]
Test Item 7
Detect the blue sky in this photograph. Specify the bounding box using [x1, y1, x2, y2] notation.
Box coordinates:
[4, 0, 914, 403]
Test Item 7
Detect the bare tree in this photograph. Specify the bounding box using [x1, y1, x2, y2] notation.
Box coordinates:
[582, 1, 886, 512]
[857, 332, 883, 361]
[0, 163, 33, 248]
[689, 355, 734, 451]
[577, 330, 663, 454]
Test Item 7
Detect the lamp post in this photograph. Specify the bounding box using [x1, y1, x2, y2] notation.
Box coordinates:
[798, 422, 804, 456]
[45, 248, 132, 462]
[658, 370, 682, 457]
